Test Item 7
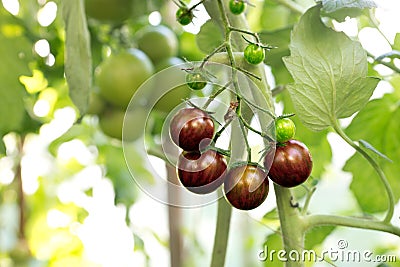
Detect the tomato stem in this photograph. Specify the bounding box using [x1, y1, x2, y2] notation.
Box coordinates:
[210, 197, 232, 267]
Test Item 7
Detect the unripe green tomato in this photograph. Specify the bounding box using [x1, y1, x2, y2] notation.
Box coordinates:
[136, 25, 179, 63]
[186, 72, 207, 90]
[96, 49, 154, 109]
[84, 0, 133, 23]
[229, 0, 246, 15]
[244, 44, 265, 65]
[99, 107, 147, 141]
[275, 117, 296, 143]
[86, 91, 105, 115]
[176, 7, 194, 26]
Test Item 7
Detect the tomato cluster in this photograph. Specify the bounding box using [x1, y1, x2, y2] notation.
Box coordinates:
[169, 110, 313, 210]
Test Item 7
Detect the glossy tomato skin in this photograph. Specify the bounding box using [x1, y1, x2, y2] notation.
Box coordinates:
[177, 150, 227, 194]
[265, 140, 312, 187]
[244, 44, 265, 65]
[224, 164, 269, 210]
[169, 108, 214, 151]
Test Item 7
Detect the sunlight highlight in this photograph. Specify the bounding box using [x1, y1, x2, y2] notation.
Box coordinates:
[2, 0, 19, 15]
[34, 39, 50, 58]
[37, 1, 57, 27]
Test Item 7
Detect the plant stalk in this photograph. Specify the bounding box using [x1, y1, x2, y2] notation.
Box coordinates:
[275, 185, 306, 267]
[210, 197, 233, 267]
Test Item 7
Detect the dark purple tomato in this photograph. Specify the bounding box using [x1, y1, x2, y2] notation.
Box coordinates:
[265, 139, 312, 188]
[169, 107, 214, 151]
[177, 150, 227, 194]
[224, 164, 269, 210]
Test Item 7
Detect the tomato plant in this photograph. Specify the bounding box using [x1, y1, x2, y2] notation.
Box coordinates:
[224, 164, 269, 210]
[2, 1, 400, 267]
[169, 107, 214, 151]
[177, 149, 227, 194]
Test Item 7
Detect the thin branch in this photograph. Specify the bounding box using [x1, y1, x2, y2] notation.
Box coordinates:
[304, 214, 400, 237]
[333, 121, 395, 223]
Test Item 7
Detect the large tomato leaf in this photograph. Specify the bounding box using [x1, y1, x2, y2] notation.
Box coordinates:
[344, 94, 400, 213]
[62, 0, 92, 117]
[283, 5, 379, 131]
[0, 8, 33, 142]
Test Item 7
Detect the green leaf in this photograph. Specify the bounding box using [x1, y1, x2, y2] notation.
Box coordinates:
[320, 0, 377, 21]
[196, 20, 224, 54]
[344, 94, 400, 213]
[321, 0, 377, 13]
[304, 226, 335, 249]
[62, 0, 92, 116]
[262, 233, 283, 267]
[0, 8, 32, 136]
[283, 5, 379, 131]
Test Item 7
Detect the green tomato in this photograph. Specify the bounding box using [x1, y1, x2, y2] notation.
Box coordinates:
[229, 0, 246, 15]
[176, 7, 194, 26]
[84, 0, 133, 23]
[96, 49, 154, 109]
[136, 25, 178, 63]
[86, 91, 105, 115]
[186, 72, 207, 90]
[99, 107, 147, 141]
[244, 44, 265, 65]
[275, 117, 296, 143]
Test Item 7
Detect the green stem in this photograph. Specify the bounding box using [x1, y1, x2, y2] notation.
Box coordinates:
[333, 120, 395, 223]
[210, 197, 233, 267]
[203, 82, 231, 109]
[304, 214, 400, 237]
[275, 185, 305, 267]
[238, 118, 252, 162]
[301, 186, 316, 215]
